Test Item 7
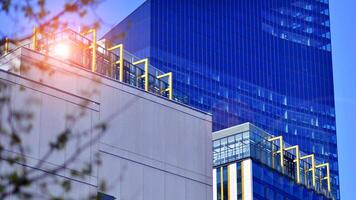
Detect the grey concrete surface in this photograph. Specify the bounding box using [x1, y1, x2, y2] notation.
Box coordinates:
[0, 47, 212, 200]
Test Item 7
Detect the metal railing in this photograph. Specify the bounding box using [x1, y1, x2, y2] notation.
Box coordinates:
[0, 28, 180, 101]
[213, 130, 334, 199]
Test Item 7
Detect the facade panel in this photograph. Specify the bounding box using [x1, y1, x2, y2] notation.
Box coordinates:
[0, 46, 212, 200]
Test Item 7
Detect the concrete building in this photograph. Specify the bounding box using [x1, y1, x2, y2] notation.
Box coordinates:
[213, 123, 333, 200]
[0, 29, 212, 200]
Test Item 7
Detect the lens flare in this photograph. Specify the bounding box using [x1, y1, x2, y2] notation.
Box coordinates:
[53, 43, 70, 59]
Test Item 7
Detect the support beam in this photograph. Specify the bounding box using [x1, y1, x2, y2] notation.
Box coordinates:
[157, 72, 173, 100]
[300, 154, 316, 188]
[81, 29, 97, 72]
[228, 164, 238, 200]
[316, 163, 331, 192]
[213, 168, 217, 200]
[241, 159, 253, 200]
[268, 136, 284, 173]
[284, 145, 301, 184]
[133, 58, 149, 92]
[32, 27, 38, 50]
[3, 38, 9, 55]
[108, 44, 124, 82]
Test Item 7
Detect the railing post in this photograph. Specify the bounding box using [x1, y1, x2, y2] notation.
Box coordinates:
[268, 136, 284, 173]
[133, 58, 149, 91]
[284, 145, 301, 183]
[32, 27, 38, 50]
[157, 72, 173, 100]
[81, 29, 97, 72]
[316, 163, 331, 192]
[3, 37, 9, 55]
[108, 44, 124, 82]
[300, 154, 316, 188]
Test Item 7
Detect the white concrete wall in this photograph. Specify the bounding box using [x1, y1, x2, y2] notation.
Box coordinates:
[212, 168, 217, 200]
[242, 159, 253, 200]
[0, 48, 212, 200]
[228, 163, 238, 200]
[212, 161, 252, 200]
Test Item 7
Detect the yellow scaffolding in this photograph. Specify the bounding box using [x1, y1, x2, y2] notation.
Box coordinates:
[285, 145, 301, 184]
[301, 154, 316, 188]
[3, 37, 9, 55]
[108, 44, 124, 82]
[316, 163, 331, 192]
[157, 72, 173, 100]
[133, 58, 149, 92]
[268, 136, 284, 173]
[81, 29, 97, 72]
[32, 27, 38, 50]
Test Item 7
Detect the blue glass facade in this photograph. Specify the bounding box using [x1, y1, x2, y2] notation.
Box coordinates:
[104, 0, 339, 198]
[252, 162, 330, 200]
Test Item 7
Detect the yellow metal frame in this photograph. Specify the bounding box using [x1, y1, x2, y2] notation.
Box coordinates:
[108, 44, 124, 82]
[32, 27, 38, 50]
[133, 58, 149, 91]
[3, 37, 9, 55]
[268, 136, 284, 173]
[284, 145, 301, 184]
[157, 72, 173, 100]
[300, 154, 316, 188]
[316, 163, 331, 192]
[81, 29, 97, 72]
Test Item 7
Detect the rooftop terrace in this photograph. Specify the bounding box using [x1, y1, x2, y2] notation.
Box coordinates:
[0, 28, 188, 103]
[213, 122, 334, 199]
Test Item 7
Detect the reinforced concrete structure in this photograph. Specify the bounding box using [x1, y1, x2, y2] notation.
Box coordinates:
[0, 29, 212, 200]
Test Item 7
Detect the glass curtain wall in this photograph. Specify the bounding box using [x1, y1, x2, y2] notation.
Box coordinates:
[104, 0, 339, 197]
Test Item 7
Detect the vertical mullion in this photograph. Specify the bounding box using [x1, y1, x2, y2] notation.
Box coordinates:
[241, 163, 244, 200]
[221, 166, 224, 200]
[228, 165, 230, 200]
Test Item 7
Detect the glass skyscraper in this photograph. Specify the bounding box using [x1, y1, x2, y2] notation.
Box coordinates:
[104, 0, 339, 198]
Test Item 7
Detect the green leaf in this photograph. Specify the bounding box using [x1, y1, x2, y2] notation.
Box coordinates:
[61, 180, 71, 192]
[64, 3, 78, 12]
[10, 133, 21, 145]
[1, 0, 12, 13]
[50, 130, 70, 150]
